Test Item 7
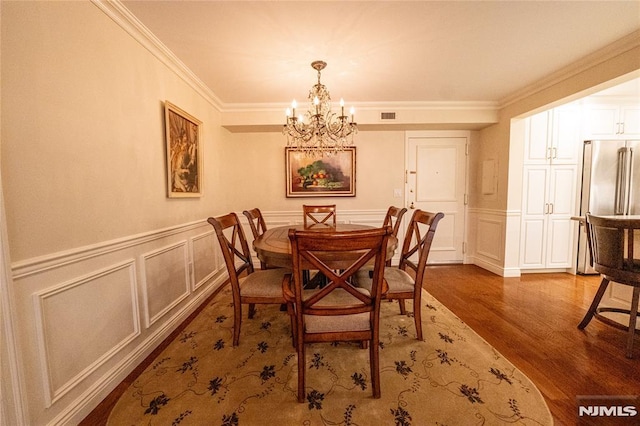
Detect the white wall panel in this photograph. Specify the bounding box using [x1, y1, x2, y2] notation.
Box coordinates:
[33, 260, 139, 406]
[191, 230, 218, 291]
[141, 242, 190, 328]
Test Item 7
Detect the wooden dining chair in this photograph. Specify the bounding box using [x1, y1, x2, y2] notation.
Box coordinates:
[355, 210, 444, 341]
[242, 208, 267, 240]
[283, 226, 392, 402]
[302, 204, 337, 229]
[578, 213, 640, 358]
[242, 208, 272, 270]
[208, 212, 288, 346]
[383, 206, 408, 266]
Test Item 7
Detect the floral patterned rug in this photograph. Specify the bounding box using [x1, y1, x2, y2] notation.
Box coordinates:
[108, 287, 552, 425]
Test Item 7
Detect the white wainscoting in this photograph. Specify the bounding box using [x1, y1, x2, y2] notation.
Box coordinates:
[10, 220, 226, 425]
[33, 260, 139, 407]
[467, 208, 517, 277]
[5, 207, 450, 425]
[140, 241, 191, 328]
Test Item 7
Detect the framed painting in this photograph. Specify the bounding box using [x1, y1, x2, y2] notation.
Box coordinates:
[164, 101, 202, 198]
[285, 147, 356, 197]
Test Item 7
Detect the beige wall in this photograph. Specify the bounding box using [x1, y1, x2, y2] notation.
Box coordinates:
[1, 1, 639, 424]
[1, 2, 229, 424]
[1, 1, 225, 262]
[218, 130, 406, 212]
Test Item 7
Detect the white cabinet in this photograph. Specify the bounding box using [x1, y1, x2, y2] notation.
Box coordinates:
[520, 164, 577, 269]
[520, 104, 580, 270]
[524, 105, 581, 165]
[585, 102, 640, 139]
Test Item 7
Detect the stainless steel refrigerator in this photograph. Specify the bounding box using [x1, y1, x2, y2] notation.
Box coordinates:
[577, 139, 640, 274]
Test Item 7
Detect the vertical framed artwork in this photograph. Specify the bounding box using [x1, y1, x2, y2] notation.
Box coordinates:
[164, 101, 202, 198]
[285, 147, 356, 197]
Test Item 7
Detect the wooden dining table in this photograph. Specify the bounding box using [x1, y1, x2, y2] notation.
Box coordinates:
[253, 223, 398, 269]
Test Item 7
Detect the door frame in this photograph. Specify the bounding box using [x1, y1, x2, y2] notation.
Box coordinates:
[404, 130, 470, 264]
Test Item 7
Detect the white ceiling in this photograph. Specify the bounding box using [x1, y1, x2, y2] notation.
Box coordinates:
[121, 1, 640, 108]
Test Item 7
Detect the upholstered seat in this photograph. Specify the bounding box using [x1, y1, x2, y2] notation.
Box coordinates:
[239, 268, 290, 298]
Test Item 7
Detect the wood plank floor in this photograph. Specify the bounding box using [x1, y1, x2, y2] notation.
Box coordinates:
[82, 265, 639, 425]
[423, 265, 640, 426]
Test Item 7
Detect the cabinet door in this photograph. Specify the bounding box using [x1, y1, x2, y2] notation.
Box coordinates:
[620, 105, 640, 136]
[546, 217, 575, 267]
[586, 104, 619, 138]
[520, 166, 549, 268]
[551, 106, 581, 164]
[546, 165, 577, 267]
[523, 111, 550, 164]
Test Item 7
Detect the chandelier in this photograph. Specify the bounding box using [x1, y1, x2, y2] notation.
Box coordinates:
[283, 61, 357, 155]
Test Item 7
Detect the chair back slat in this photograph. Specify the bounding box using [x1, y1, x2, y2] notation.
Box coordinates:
[383, 206, 408, 266]
[208, 213, 254, 281]
[398, 210, 444, 279]
[586, 213, 640, 285]
[288, 227, 392, 317]
[303, 204, 337, 228]
[242, 208, 268, 239]
[383, 206, 408, 237]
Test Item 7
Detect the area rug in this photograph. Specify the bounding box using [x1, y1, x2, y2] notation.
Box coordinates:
[108, 287, 553, 425]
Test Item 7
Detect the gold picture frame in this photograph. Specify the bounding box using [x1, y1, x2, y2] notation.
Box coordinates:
[285, 147, 356, 197]
[164, 101, 202, 198]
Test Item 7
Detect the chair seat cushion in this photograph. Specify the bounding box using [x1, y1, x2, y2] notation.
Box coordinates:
[240, 268, 289, 298]
[303, 288, 371, 333]
[354, 267, 415, 293]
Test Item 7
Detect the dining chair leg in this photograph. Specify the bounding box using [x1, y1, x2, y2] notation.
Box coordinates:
[248, 303, 256, 319]
[578, 278, 610, 330]
[232, 303, 242, 347]
[287, 303, 297, 348]
[626, 286, 640, 359]
[370, 338, 381, 398]
[297, 341, 306, 403]
[414, 291, 423, 341]
[397, 299, 407, 315]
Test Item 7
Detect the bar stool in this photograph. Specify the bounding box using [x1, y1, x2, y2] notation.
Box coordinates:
[578, 213, 640, 359]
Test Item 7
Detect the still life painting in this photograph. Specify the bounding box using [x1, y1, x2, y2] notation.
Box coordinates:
[285, 147, 355, 197]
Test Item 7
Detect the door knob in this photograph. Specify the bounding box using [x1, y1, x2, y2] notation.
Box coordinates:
[409, 202, 415, 209]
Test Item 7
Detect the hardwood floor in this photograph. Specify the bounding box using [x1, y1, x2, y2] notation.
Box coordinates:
[423, 265, 640, 426]
[82, 265, 639, 425]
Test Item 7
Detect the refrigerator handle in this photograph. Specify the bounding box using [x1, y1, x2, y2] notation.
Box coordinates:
[614, 147, 632, 215]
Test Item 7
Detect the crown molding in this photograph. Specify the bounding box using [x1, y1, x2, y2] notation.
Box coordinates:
[499, 29, 640, 108]
[92, 0, 224, 111]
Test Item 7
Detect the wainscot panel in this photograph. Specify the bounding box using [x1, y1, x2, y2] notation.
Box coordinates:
[470, 208, 510, 276]
[9, 220, 225, 425]
[141, 241, 190, 328]
[33, 260, 139, 407]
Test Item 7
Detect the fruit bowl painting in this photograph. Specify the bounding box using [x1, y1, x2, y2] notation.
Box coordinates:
[285, 147, 356, 197]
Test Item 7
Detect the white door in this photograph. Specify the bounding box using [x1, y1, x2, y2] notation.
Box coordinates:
[406, 134, 467, 263]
